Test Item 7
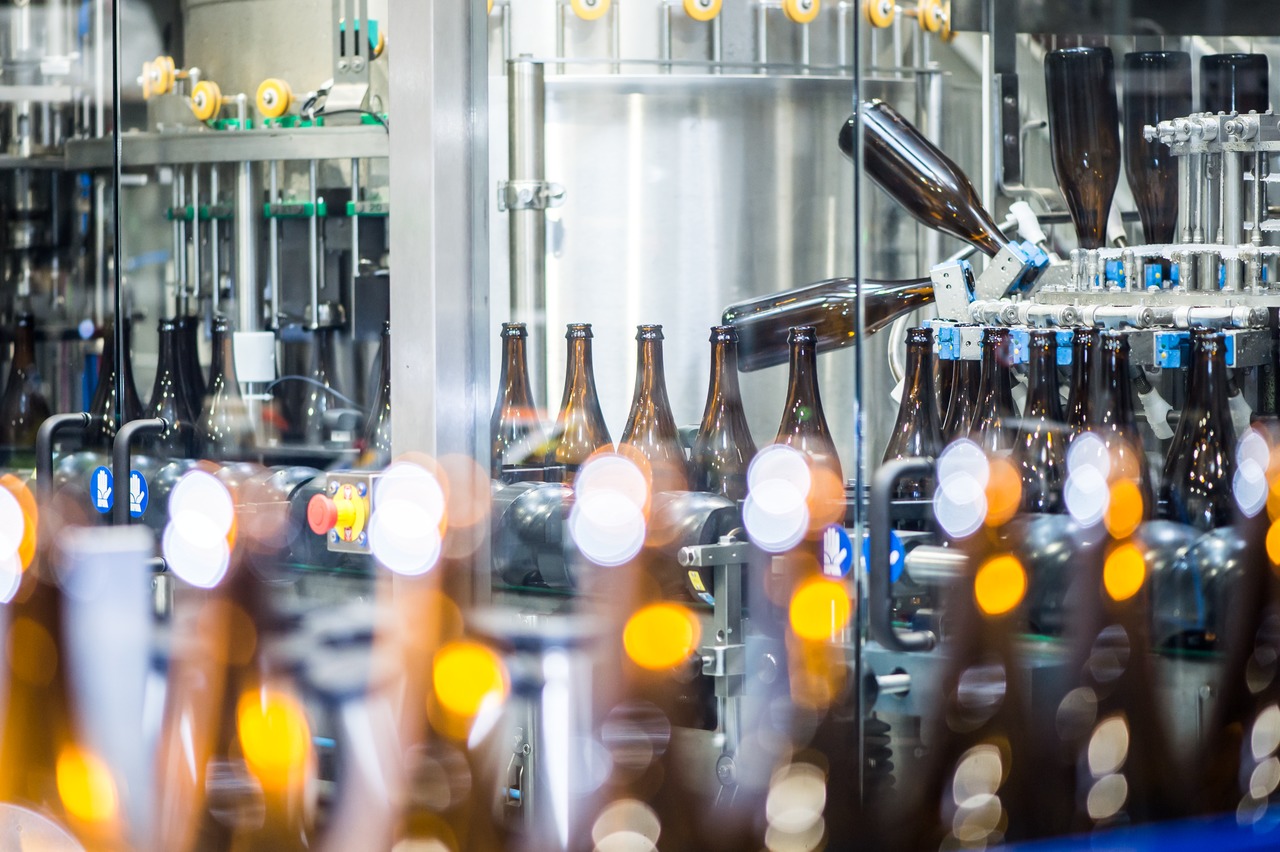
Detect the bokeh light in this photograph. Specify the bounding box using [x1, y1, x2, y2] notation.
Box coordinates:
[56, 746, 118, 824]
[744, 445, 812, 553]
[1104, 543, 1146, 602]
[432, 641, 508, 718]
[1104, 480, 1143, 539]
[163, 470, 235, 588]
[1268, 520, 1280, 568]
[623, 603, 700, 671]
[236, 687, 312, 790]
[592, 799, 661, 852]
[766, 762, 827, 839]
[569, 453, 649, 566]
[934, 440, 989, 539]
[0, 475, 36, 571]
[1065, 433, 1111, 528]
[789, 577, 852, 642]
[1237, 428, 1270, 518]
[370, 461, 447, 576]
[984, 457, 1022, 527]
[973, 555, 1026, 617]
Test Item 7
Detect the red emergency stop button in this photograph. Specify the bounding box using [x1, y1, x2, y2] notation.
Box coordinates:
[308, 493, 338, 534]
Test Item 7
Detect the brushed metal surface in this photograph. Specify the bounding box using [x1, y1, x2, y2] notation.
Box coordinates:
[490, 73, 923, 473]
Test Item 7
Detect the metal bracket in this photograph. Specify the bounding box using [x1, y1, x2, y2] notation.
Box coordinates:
[700, 643, 745, 679]
[974, 243, 1034, 300]
[498, 180, 566, 212]
[930, 259, 975, 321]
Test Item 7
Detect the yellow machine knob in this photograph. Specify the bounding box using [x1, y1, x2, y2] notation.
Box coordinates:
[149, 55, 176, 97]
[783, 0, 821, 25]
[683, 0, 722, 22]
[862, 0, 895, 28]
[569, 0, 611, 22]
[191, 80, 223, 122]
[256, 78, 294, 119]
[918, 0, 943, 32]
[372, 29, 386, 57]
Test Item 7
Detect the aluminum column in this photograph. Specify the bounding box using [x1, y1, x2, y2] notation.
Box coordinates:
[506, 57, 548, 408]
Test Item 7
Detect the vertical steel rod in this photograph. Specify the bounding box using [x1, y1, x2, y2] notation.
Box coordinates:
[309, 158, 320, 329]
[507, 58, 548, 409]
[210, 165, 221, 313]
[268, 160, 280, 327]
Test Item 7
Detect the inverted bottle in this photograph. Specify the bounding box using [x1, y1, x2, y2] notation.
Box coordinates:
[691, 326, 757, 501]
[1122, 51, 1192, 244]
[1200, 53, 1270, 113]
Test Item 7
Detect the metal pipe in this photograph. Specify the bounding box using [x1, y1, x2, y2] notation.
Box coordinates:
[756, 2, 767, 66]
[235, 157, 259, 333]
[190, 165, 201, 310]
[1178, 153, 1191, 242]
[1190, 152, 1204, 243]
[351, 157, 361, 332]
[175, 168, 188, 315]
[308, 158, 320, 329]
[36, 413, 91, 503]
[837, 1, 848, 67]
[269, 160, 280, 327]
[711, 15, 722, 70]
[112, 419, 165, 525]
[210, 165, 221, 312]
[1254, 151, 1266, 248]
[556, 2, 566, 74]
[502, 2, 512, 62]
[660, 2, 672, 71]
[1223, 150, 1243, 290]
[800, 17, 810, 71]
[610, 2, 620, 74]
[507, 58, 548, 408]
[903, 545, 966, 584]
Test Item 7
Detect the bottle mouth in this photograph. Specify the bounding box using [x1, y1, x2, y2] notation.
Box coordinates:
[709, 325, 738, 342]
[787, 325, 818, 342]
[636, 324, 664, 339]
[502, 322, 528, 335]
[566, 323, 593, 338]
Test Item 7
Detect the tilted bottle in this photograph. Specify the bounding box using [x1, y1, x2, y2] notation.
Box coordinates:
[621, 325, 689, 493]
[1200, 53, 1270, 114]
[490, 322, 545, 481]
[545, 323, 612, 482]
[721, 276, 935, 372]
[968, 327, 1018, 454]
[197, 316, 255, 459]
[1123, 51, 1192, 244]
[1091, 331, 1153, 515]
[84, 317, 144, 451]
[882, 327, 943, 499]
[943, 357, 981, 441]
[775, 326, 842, 483]
[360, 321, 393, 469]
[1045, 47, 1122, 249]
[177, 314, 205, 423]
[302, 326, 338, 445]
[0, 312, 51, 451]
[142, 318, 197, 459]
[1014, 329, 1067, 512]
[1066, 328, 1099, 436]
[691, 326, 757, 501]
[1162, 330, 1236, 530]
[840, 99, 1014, 258]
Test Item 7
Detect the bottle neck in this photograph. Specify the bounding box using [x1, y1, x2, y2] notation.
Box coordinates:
[903, 340, 932, 404]
[1026, 342, 1060, 417]
[785, 339, 823, 412]
[707, 338, 743, 407]
[212, 326, 237, 385]
[1193, 340, 1231, 416]
[501, 335, 534, 406]
[379, 330, 392, 390]
[634, 338, 668, 401]
[11, 322, 36, 370]
[564, 338, 597, 401]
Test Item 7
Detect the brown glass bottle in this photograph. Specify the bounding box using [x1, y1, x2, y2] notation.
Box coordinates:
[936, 354, 958, 428]
[841, 100, 1014, 258]
[1159, 329, 1209, 516]
[545, 323, 612, 481]
[942, 358, 981, 441]
[302, 326, 338, 445]
[143, 318, 197, 459]
[197, 316, 255, 460]
[1045, 47, 1122, 250]
[177, 314, 205, 423]
[775, 326, 842, 483]
[360, 321, 392, 469]
[1066, 328, 1099, 436]
[490, 322, 546, 481]
[722, 276, 935, 372]
[621, 325, 689, 493]
[84, 317, 144, 451]
[1091, 332, 1153, 515]
[882, 327, 943, 499]
[691, 326, 757, 501]
[1123, 52, 1192, 244]
[1014, 330, 1067, 512]
[1162, 330, 1235, 530]
[0, 312, 50, 451]
[968, 327, 1018, 454]
[1200, 53, 1270, 114]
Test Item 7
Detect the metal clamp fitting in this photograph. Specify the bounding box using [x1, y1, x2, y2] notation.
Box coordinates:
[498, 180, 566, 212]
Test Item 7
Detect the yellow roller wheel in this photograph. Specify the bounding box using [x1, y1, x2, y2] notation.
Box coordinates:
[783, 0, 821, 25]
[140, 61, 154, 100]
[150, 55, 176, 97]
[372, 29, 386, 57]
[256, 78, 293, 119]
[939, 0, 954, 40]
[191, 80, 223, 122]
[569, 0, 610, 22]
[862, 0, 895, 27]
[918, 0, 943, 33]
[683, 0, 722, 22]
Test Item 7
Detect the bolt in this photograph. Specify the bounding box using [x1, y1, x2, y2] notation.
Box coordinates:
[330, 481, 340, 493]
[353, 57, 366, 72]
[329, 530, 340, 543]
[357, 532, 368, 546]
[338, 59, 350, 72]
[357, 482, 368, 496]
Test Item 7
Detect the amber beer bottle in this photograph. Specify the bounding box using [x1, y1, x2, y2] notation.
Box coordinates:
[1091, 331, 1153, 515]
[691, 326, 757, 501]
[1123, 52, 1192, 244]
[1045, 47, 1122, 250]
[84, 317, 144, 451]
[943, 357, 981, 441]
[721, 276, 935, 372]
[142, 318, 197, 459]
[197, 316, 255, 459]
[490, 322, 545, 481]
[545, 323, 612, 482]
[177, 314, 205, 422]
[1162, 330, 1235, 530]
[882, 327, 943, 498]
[1014, 330, 1067, 512]
[360, 321, 393, 468]
[620, 325, 688, 493]
[1200, 53, 1270, 113]
[1065, 328, 1098, 436]
[774, 326, 842, 483]
[969, 328, 1018, 454]
[0, 312, 51, 451]
[840, 99, 1013, 258]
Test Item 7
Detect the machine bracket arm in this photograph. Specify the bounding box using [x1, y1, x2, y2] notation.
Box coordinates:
[869, 458, 937, 653]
